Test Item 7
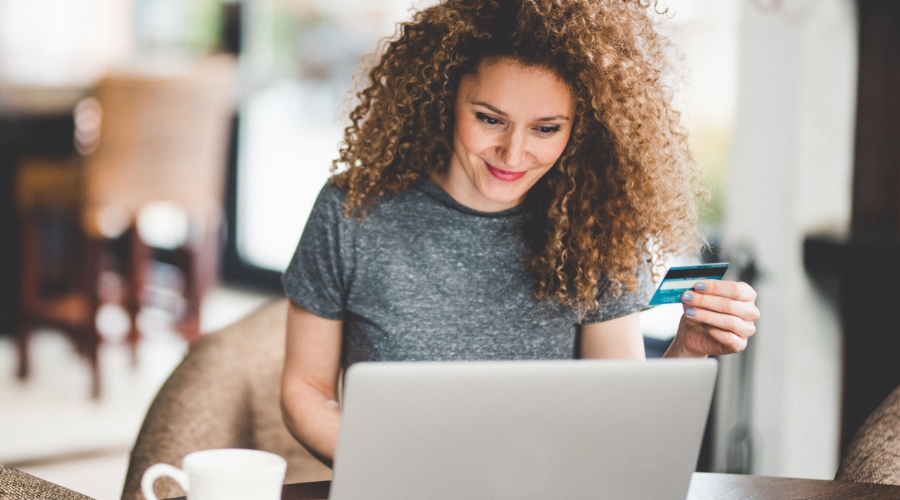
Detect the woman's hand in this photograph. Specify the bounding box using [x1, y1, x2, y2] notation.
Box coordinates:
[664, 280, 759, 358]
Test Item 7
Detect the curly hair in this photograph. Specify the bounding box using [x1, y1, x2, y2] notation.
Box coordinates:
[331, 0, 702, 313]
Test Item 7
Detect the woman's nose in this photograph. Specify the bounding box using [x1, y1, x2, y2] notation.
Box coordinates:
[499, 131, 527, 168]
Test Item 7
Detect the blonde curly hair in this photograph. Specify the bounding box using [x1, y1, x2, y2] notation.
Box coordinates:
[331, 0, 702, 313]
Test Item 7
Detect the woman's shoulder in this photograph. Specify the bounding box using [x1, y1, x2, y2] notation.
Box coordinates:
[310, 177, 430, 225]
[318, 178, 349, 202]
[306, 178, 351, 217]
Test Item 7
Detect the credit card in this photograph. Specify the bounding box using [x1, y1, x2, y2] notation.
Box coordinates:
[648, 263, 729, 306]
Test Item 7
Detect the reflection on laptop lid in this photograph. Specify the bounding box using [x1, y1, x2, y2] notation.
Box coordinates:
[331, 359, 717, 500]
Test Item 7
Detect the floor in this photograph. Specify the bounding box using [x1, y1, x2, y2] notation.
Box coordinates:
[0, 286, 276, 500]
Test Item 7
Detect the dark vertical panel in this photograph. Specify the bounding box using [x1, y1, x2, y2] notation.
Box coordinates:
[851, 1, 900, 234]
[840, 0, 900, 453]
[0, 114, 75, 334]
[0, 148, 19, 333]
[220, 2, 243, 56]
[837, 238, 900, 453]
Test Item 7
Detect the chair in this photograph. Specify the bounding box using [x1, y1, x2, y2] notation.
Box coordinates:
[835, 384, 900, 485]
[120, 299, 332, 500]
[0, 465, 94, 500]
[84, 55, 238, 344]
[14, 156, 112, 398]
[14, 55, 237, 397]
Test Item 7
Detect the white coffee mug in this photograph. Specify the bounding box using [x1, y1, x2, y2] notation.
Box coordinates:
[141, 448, 287, 500]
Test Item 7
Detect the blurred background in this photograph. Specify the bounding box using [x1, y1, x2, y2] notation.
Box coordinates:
[2, 0, 898, 498]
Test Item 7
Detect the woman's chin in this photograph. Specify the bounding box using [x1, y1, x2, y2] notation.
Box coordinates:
[476, 182, 528, 210]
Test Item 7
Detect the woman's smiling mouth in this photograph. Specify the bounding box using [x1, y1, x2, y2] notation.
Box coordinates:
[486, 163, 527, 182]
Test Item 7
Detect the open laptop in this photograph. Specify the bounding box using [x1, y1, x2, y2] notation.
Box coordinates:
[330, 359, 717, 500]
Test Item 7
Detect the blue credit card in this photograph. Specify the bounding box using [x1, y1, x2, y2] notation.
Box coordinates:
[648, 263, 729, 306]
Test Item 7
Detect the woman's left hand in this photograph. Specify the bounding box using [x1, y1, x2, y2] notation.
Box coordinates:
[664, 280, 759, 358]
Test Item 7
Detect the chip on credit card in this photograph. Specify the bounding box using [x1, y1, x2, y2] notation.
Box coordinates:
[648, 263, 729, 306]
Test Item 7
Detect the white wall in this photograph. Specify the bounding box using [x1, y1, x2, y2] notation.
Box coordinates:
[722, 0, 857, 478]
[0, 0, 132, 87]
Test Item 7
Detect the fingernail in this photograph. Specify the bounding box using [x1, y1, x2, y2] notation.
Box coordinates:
[695, 283, 706, 291]
[686, 308, 696, 317]
[682, 292, 693, 302]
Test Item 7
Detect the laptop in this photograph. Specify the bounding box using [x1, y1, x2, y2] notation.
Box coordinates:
[330, 359, 717, 500]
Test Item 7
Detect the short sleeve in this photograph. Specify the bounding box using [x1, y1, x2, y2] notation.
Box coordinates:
[281, 183, 351, 320]
[581, 263, 655, 324]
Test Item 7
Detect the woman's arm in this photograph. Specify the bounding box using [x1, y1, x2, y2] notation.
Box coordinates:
[280, 301, 343, 468]
[580, 312, 646, 359]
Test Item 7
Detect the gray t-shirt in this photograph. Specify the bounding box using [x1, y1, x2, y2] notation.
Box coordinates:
[282, 179, 652, 367]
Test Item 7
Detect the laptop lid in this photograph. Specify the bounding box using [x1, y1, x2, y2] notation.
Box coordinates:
[331, 359, 718, 500]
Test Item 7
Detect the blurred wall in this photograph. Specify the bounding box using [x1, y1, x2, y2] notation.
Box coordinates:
[724, 0, 857, 478]
[0, 0, 132, 88]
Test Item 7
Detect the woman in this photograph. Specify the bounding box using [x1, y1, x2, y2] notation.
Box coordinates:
[281, 0, 759, 467]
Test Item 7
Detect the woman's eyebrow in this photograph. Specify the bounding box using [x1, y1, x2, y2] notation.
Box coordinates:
[472, 101, 508, 116]
[471, 100, 570, 122]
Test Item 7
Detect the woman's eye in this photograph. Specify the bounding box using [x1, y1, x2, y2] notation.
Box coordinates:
[536, 125, 561, 135]
[476, 112, 501, 126]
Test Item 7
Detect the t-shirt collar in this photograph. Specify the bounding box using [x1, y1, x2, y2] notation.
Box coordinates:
[415, 177, 524, 218]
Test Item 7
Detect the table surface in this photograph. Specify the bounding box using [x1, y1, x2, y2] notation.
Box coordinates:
[167, 473, 900, 499]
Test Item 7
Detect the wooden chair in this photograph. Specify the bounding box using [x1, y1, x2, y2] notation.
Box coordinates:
[120, 299, 332, 500]
[0, 465, 94, 500]
[13, 55, 238, 398]
[835, 384, 900, 485]
[85, 54, 238, 344]
[13, 156, 115, 398]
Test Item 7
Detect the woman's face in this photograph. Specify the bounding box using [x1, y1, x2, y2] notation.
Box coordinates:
[437, 58, 575, 212]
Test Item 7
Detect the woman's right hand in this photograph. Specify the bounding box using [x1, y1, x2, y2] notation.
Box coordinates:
[664, 279, 759, 358]
[281, 301, 344, 467]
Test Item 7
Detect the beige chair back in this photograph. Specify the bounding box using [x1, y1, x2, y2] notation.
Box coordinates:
[82, 55, 237, 237]
[836, 384, 900, 485]
[121, 299, 331, 500]
[0, 465, 94, 500]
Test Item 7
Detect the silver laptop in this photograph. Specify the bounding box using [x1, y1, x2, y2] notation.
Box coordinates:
[330, 359, 717, 500]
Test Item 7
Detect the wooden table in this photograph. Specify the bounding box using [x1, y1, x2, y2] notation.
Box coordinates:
[168, 473, 900, 499]
[685, 473, 900, 499]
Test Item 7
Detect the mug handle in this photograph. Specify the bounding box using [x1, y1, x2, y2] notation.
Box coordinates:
[141, 463, 190, 500]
